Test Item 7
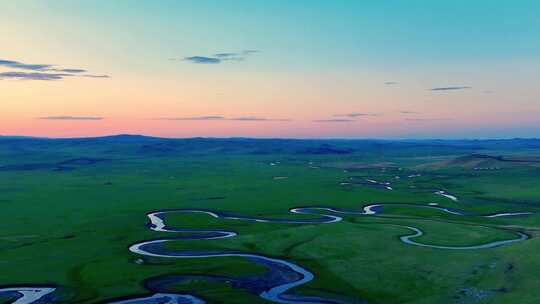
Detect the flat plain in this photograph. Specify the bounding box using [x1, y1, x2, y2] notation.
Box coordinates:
[1, 136, 539, 303]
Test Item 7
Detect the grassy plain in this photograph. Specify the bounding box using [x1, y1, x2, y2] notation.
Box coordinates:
[1, 136, 539, 303]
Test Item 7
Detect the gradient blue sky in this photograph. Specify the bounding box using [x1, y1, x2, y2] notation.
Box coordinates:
[1, 1, 539, 138]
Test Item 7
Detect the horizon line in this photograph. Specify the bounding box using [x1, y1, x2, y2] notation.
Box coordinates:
[1, 133, 539, 142]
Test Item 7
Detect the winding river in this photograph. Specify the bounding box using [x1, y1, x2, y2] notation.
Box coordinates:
[2, 203, 531, 304]
[399, 226, 528, 250]
[117, 204, 529, 303]
[434, 190, 459, 202]
[0, 287, 55, 304]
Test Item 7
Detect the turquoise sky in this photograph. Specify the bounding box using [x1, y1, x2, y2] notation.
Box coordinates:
[1, 1, 539, 138]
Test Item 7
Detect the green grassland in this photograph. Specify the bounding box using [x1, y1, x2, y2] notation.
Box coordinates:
[1, 136, 540, 303]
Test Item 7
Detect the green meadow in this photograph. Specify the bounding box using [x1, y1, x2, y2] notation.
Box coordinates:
[1, 136, 540, 303]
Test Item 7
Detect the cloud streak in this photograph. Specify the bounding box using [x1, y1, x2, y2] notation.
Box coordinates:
[334, 112, 378, 118]
[0, 72, 74, 81]
[230, 116, 290, 121]
[430, 86, 471, 91]
[183, 50, 259, 64]
[158, 116, 225, 121]
[37, 116, 104, 120]
[313, 119, 355, 123]
[57, 68, 87, 73]
[0, 59, 52, 71]
[157, 115, 289, 121]
[405, 118, 452, 122]
[184, 56, 221, 64]
[0, 58, 108, 81]
[81, 74, 110, 78]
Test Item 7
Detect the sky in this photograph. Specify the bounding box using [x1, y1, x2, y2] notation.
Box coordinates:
[1, 0, 539, 139]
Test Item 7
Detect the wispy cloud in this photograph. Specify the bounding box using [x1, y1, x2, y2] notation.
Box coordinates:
[243, 50, 259, 55]
[334, 112, 378, 118]
[405, 118, 452, 122]
[384, 81, 398, 85]
[55, 68, 87, 73]
[0, 59, 52, 71]
[0, 58, 108, 81]
[184, 56, 221, 64]
[0, 72, 74, 81]
[313, 119, 355, 123]
[158, 116, 225, 121]
[0, 60, 20, 65]
[230, 116, 290, 121]
[37, 116, 104, 120]
[81, 74, 110, 78]
[400, 111, 419, 114]
[183, 50, 260, 64]
[430, 86, 471, 91]
[156, 115, 289, 121]
[213, 53, 243, 61]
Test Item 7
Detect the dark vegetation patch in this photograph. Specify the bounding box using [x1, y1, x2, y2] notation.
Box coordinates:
[0, 187, 21, 193]
[453, 154, 539, 165]
[58, 157, 107, 165]
[505, 262, 514, 274]
[17, 242, 34, 248]
[192, 196, 226, 201]
[0, 163, 60, 171]
[283, 235, 319, 257]
[137, 143, 178, 154]
[0, 157, 108, 172]
[296, 144, 354, 155]
[66, 263, 100, 303]
[423, 153, 540, 170]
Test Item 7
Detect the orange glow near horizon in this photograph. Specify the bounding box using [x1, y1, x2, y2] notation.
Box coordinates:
[2, 2, 539, 139]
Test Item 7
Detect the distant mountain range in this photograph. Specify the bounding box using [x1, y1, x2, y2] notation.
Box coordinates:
[1, 134, 540, 157]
